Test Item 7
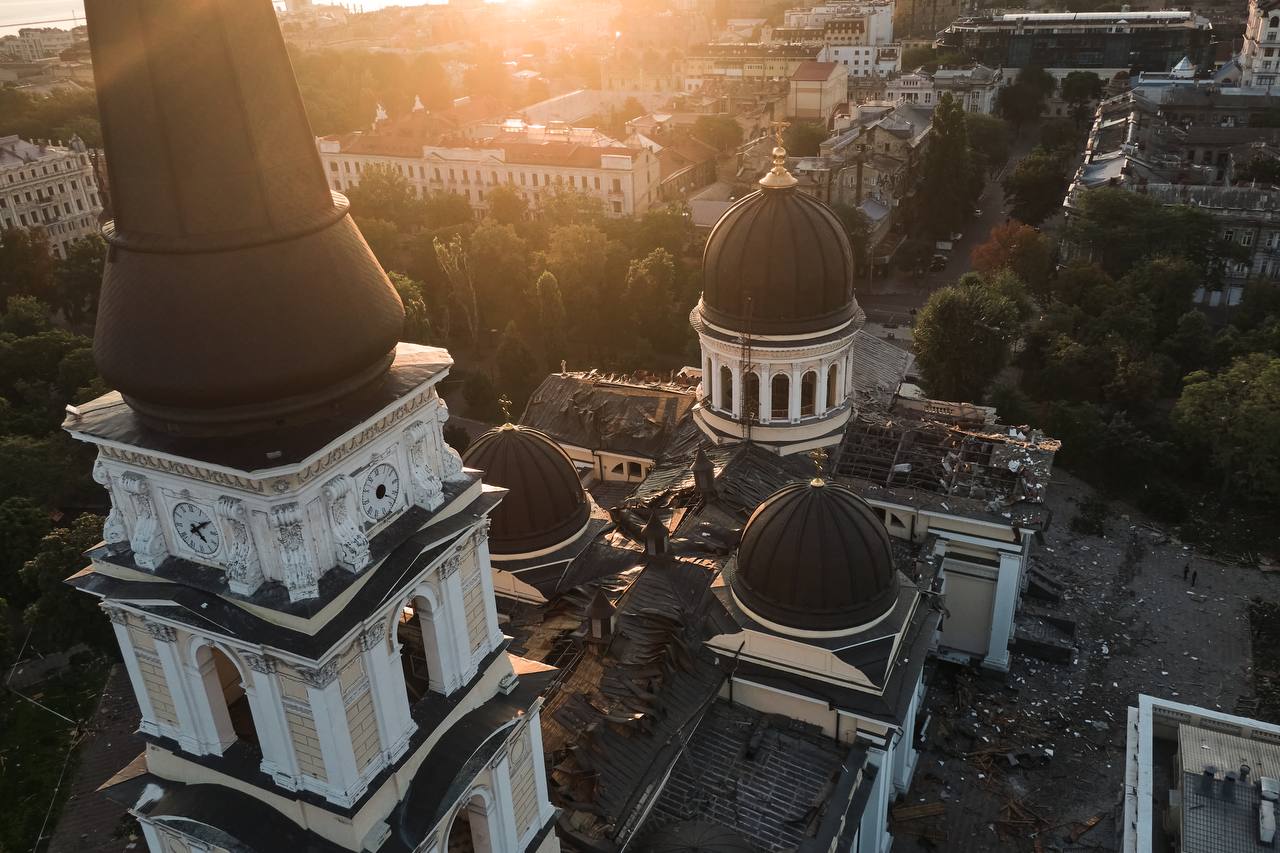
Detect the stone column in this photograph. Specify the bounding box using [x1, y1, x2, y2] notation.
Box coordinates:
[731, 366, 743, 419]
[984, 552, 1022, 672]
[790, 367, 802, 422]
[302, 661, 362, 806]
[105, 608, 159, 735]
[194, 647, 238, 752]
[487, 746, 522, 852]
[528, 705, 555, 827]
[242, 653, 301, 790]
[474, 522, 505, 652]
[147, 623, 203, 754]
[359, 624, 416, 763]
[439, 555, 475, 687]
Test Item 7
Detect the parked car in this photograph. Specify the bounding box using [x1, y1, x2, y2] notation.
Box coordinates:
[929, 254, 948, 271]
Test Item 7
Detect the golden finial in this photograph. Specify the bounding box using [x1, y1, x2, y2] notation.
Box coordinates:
[498, 394, 512, 423]
[759, 120, 797, 189]
[809, 446, 828, 487]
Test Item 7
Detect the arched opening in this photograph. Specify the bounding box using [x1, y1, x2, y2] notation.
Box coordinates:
[194, 645, 258, 753]
[397, 594, 445, 704]
[800, 371, 817, 417]
[1271, 14, 1278, 27]
[743, 372, 760, 422]
[446, 791, 495, 852]
[827, 363, 840, 410]
[704, 358, 713, 400]
[771, 374, 790, 421]
[719, 365, 733, 411]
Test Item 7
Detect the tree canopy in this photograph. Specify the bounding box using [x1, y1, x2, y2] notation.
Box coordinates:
[913, 274, 1025, 401]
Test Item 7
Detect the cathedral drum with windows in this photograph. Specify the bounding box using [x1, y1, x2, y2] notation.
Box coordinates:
[692, 142, 867, 456]
[61, 2, 560, 852]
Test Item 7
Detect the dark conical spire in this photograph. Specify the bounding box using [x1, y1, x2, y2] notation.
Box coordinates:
[86, 0, 405, 432]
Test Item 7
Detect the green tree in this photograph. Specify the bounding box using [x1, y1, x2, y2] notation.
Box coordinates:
[422, 191, 475, 230]
[1040, 118, 1081, 153]
[783, 122, 828, 157]
[495, 321, 538, 411]
[0, 497, 51, 593]
[997, 67, 1056, 132]
[692, 114, 743, 151]
[20, 514, 117, 654]
[389, 272, 433, 344]
[355, 217, 401, 269]
[1061, 71, 1103, 126]
[920, 92, 976, 237]
[0, 226, 56, 305]
[830, 203, 872, 270]
[486, 183, 529, 226]
[533, 271, 568, 369]
[965, 113, 1012, 174]
[467, 221, 531, 329]
[914, 276, 1024, 401]
[434, 234, 480, 347]
[1002, 147, 1069, 226]
[1062, 187, 1219, 276]
[53, 235, 105, 331]
[346, 164, 420, 228]
[1174, 352, 1280, 499]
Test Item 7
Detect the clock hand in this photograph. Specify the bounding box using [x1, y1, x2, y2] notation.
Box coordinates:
[189, 522, 209, 543]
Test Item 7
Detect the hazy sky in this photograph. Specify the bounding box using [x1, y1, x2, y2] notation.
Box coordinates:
[0, 0, 465, 38]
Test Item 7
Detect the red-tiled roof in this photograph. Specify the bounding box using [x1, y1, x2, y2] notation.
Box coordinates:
[791, 61, 839, 82]
[501, 142, 639, 168]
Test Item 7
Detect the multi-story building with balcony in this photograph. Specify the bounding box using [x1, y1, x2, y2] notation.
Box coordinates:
[680, 43, 822, 90]
[0, 134, 102, 257]
[1240, 0, 1280, 87]
[937, 11, 1214, 79]
[317, 122, 660, 217]
[885, 64, 1003, 113]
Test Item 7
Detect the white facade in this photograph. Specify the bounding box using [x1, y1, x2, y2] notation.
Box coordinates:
[1240, 0, 1280, 87]
[884, 66, 1003, 113]
[68, 343, 561, 853]
[819, 43, 902, 78]
[317, 136, 660, 218]
[0, 135, 102, 257]
[0, 26, 82, 61]
[694, 312, 858, 456]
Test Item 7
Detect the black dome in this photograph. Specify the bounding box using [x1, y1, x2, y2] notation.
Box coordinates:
[701, 185, 856, 336]
[463, 425, 590, 556]
[733, 479, 897, 633]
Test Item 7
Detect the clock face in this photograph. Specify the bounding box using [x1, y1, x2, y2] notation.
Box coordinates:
[172, 502, 220, 556]
[360, 463, 401, 521]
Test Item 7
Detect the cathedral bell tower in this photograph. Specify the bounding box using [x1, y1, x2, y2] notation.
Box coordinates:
[64, 2, 560, 851]
[692, 135, 867, 456]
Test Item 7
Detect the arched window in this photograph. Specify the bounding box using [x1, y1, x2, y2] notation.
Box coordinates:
[1271, 15, 1278, 27]
[827, 363, 840, 409]
[397, 593, 448, 703]
[743, 372, 760, 421]
[800, 371, 817, 417]
[447, 789, 497, 851]
[194, 645, 258, 753]
[719, 365, 733, 411]
[771, 374, 790, 420]
[705, 358, 713, 399]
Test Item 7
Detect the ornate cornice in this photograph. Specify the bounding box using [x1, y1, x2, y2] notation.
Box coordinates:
[298, 660, 340, 688]
[144, 622, 177, 643]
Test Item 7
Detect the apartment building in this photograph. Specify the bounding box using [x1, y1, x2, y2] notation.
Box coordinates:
[0, 135, 102, 258]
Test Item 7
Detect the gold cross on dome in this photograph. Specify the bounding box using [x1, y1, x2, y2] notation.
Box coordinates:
[498, 394, 512, 422]
[770, 120, 790, 149]
[809, 446, 828, 479]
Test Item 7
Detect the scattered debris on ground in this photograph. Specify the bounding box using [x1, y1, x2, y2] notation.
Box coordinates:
[895, 471, 1280, 853]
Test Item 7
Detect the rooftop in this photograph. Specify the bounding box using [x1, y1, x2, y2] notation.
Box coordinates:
[791, 60, 840, 82]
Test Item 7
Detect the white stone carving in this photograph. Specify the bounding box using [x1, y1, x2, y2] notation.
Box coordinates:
[404, 420, 444, 511]
[429, 399, 468, 482]
[270, 503, 319, 601]
[322, 476, 371, 573]
[243, 652, 277, 674]
[215, 496, 265, 596]
[298, 660, 340, 688]
[120, 472, 167, 570]
[144, 621, 177, 643]
[104, 605, 129, 625]
[92, 459, 129, 553]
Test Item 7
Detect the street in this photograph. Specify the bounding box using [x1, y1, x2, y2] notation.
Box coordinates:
[859, 128, 1042, 323]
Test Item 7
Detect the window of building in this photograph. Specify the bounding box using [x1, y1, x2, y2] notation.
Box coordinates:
[720, 365, 733, 410]
[531, 174, 538, 186]
[800, 371, 817, 417]
[612, 201, 622, 213]
[1243, 231, 1255, 246]
[568, 176, 576, 188]
[743, 372, 760, 421]
[827, 364, 840, 409]
[771, 374, 790, 420]
[612, 178, 622, 192]
[434, 167, 442, 181]
[594, 176, 601, 190]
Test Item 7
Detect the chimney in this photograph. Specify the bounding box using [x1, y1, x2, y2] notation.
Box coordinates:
[85, 0, 405, 434]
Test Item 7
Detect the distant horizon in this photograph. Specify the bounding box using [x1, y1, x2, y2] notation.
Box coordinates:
[0, 0, 472, 39]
